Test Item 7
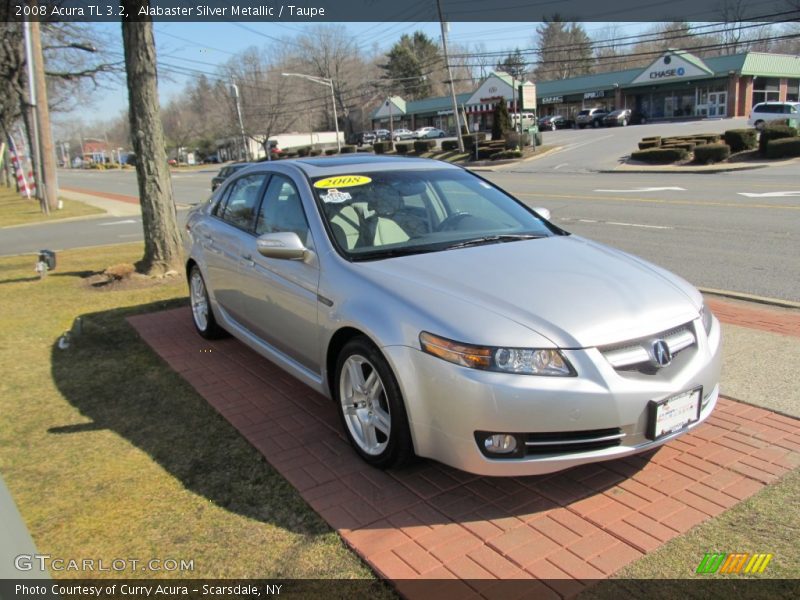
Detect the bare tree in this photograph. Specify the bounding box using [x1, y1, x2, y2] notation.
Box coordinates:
[121, 2, 182, 276]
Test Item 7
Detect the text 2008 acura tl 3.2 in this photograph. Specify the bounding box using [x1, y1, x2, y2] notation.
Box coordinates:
[184, 156, 721, 476]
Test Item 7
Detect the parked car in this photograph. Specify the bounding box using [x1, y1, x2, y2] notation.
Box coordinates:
[576, 108, 609, 128]
[210, 162, 253, 191]
[603, 109, 632, 127]
[392, 128, 415, 141]
[747, 101, 800, 130]
[185, 155, 721, 476]
[538, 115, 568, 131]
[373, 129, 391, 142]
[203, 154, 221, 164]
[414, 127, 446, 139]
[348, 131, 376, 146]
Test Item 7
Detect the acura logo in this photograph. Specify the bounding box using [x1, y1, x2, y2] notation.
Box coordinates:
[652, 340, 672, 368]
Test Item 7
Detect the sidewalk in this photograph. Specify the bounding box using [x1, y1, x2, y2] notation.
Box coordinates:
[59, 187, 141, 217]
[128, 294, 799, 595]
[0, 475, 48, 578]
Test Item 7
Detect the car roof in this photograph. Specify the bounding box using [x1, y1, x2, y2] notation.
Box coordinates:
[248, 155, 461, 179]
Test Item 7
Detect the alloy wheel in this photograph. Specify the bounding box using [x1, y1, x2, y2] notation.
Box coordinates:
[339, 355, 391, 456]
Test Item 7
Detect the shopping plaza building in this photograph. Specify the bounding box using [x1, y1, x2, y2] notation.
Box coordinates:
[371, 50, 800, 131]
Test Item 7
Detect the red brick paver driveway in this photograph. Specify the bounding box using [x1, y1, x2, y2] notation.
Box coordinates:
[129, 305, 800, 598]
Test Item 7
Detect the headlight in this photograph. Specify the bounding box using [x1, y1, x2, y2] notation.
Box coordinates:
[419, 332, 574, 376]
[700, 304, 714, 335]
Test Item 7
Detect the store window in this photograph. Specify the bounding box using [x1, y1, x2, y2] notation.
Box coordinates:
[752, 77, 780, 105]
[787, 79, 799, 103]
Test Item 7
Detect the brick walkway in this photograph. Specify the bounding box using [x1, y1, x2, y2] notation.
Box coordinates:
[706, 297, 800, 337]
[128, 307, 800, 598]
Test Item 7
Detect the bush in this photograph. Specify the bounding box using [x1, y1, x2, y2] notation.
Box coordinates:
[413, 140, 435, 154]
[395, 142, 412, 155]
[759, 124, 798, 156]
[441, 140, 459, 151]
[662, 142, 696, 152]
[295, 146, 311, 157]
[491, 101, 511, 140]
[476, 147, 497, 160]
[694, 133, 721, 144]
[504, 132, 531, 148]
[638, 140, 661, 150]
[461, 133, 486, 150]
[490, 149, 523, 160]
[339, 145, 356, 154]
[723, 129, 757, 153]
[309, 148, 322, 156]
[765, 137, 800, 159]
[630, 148, 688, 163]
[641, 136, 661, 143]
[324, 148, 338, 156]
[693, 143, 730, 164]
[373, 141, 391, 154]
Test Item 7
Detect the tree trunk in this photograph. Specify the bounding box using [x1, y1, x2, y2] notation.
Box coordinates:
[121, 3, 182, 276]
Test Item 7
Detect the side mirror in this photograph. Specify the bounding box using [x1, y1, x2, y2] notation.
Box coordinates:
[256, 232, 308, 260]
[533, 207, 551, 221]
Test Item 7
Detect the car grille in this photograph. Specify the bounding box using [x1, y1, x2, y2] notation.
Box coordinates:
[524, 427, 624, 455]
[600, 322, 696, 371]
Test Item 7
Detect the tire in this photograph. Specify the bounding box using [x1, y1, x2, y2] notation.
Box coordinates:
[578, 124, 585, 129]
[334, 336, 414, 469]
[754, 120, 765, 131]
[621, 119, 628, 127]
[551, 124, 556, 131]
[189, 265, 226, 339]
[439, 132, 445, 138]
[592, 120, 599, 128]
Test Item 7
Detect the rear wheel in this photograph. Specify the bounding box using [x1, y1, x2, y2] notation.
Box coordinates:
[754, 120, 765, 131]
[189, 266, 226, 339]
[335, 337, 414, 469]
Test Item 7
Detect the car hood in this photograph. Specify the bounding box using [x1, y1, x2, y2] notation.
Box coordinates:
[358, 236, 701, 348]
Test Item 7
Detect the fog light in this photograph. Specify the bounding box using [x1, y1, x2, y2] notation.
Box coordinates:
[484, 434, 518, 454]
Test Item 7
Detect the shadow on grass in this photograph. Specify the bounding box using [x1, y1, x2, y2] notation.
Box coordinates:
[49, 298, 332, 536]
[0, 276, 41, 285]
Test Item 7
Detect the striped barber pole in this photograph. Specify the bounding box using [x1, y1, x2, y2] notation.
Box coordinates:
[8, 131, 35, 199]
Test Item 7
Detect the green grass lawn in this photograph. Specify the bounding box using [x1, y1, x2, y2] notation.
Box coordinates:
[0, 244, 388, 585]
[1, 242, 796, 588]
[0, 185, 104, 227]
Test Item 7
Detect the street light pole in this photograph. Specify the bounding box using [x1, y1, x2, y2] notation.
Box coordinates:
[282, 72, 341, 152]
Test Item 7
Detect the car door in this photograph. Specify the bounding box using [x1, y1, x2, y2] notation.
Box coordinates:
[238, 173, 322, 372]
[199, 172, 269, 326]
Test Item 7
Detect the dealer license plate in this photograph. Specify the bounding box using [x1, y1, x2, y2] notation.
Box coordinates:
[646, 387, 702, 440]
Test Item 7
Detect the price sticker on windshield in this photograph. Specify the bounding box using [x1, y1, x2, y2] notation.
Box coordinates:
[314, 175, 372, 189]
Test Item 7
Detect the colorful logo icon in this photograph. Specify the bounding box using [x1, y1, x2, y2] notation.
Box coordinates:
[696, 553, 773, 574]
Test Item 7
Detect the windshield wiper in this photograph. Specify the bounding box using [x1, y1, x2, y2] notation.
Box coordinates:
[350, 246, 439, 262]
[443, 233, 543, 250]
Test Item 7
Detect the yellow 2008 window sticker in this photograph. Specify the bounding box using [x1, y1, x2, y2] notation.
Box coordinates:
[313, 175, 372, 189]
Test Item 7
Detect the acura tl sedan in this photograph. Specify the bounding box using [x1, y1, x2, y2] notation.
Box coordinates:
[184, 156, 721, 476]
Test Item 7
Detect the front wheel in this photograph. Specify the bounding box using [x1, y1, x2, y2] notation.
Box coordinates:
[335, 337, 414, 469]
[754, 120, 765, 131]
[189, 265, 226, 339]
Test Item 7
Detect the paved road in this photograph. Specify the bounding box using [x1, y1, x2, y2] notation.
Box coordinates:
[3, 120, 799, 302]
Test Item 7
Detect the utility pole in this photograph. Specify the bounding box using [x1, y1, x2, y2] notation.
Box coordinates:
[230, 81, 250, 161]
[437, 0, 464, 153]
[27, 19, 59, 212]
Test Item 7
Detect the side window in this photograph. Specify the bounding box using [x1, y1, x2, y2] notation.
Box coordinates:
[218, 174, 267, 230]
[255, 175, 310, 242]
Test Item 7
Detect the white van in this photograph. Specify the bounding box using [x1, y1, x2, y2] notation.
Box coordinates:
[747, 102, 800, 130]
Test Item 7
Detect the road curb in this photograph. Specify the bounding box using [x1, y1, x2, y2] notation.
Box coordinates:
[600, 164, 768, 174]
[1, 213, 111, 230]
[700, 287, 800, 310]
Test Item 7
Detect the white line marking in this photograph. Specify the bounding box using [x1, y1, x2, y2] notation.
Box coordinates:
[553, 134, 614, 154]
[594, 187, 687, 193]
[606, 221, 672, 229]
[98, 219, 137, 226]
[553, 163, 569, 170]
[738, 191, 800, 198]
[117, 233, 141, 238]
[578, 219, 597, 223]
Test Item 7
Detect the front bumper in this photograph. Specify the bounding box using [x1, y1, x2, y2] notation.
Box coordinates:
[384, 316, 722, 477]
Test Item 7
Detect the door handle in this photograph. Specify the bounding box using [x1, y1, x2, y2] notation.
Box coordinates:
[241, 253, 255, 267]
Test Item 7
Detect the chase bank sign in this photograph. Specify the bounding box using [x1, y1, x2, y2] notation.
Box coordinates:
[650, 67, 686, 79]
[632, 52, 711, 85]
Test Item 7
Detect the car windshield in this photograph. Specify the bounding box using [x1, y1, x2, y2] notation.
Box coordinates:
[312, 169, 561, 261]
[577, 110, 590, 116]
[608, 110, 624, 116]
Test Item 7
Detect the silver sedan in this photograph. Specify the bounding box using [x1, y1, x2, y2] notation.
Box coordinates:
[184, 156, 721, 476]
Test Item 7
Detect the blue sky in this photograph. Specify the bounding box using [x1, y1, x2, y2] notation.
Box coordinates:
[61, 21, 646, 128]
